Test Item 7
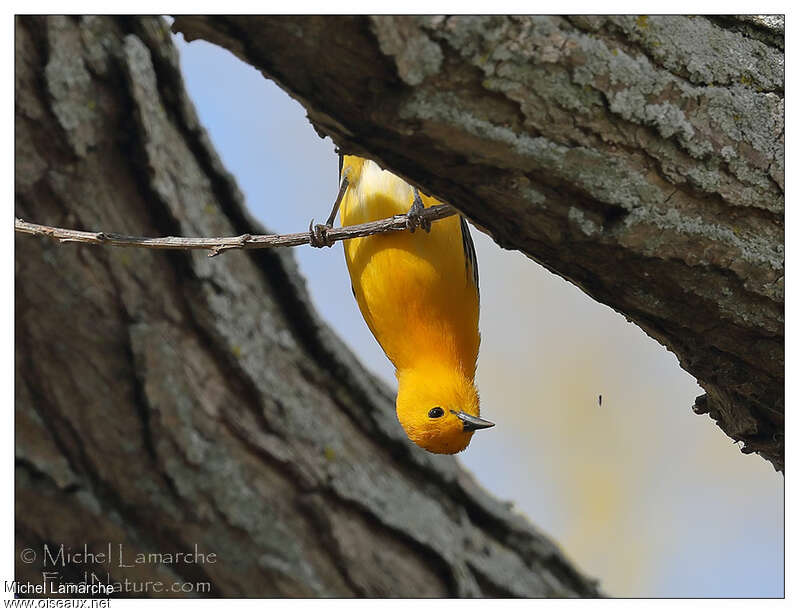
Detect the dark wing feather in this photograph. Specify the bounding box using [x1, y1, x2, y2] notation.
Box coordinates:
[459, 216, 479, 292]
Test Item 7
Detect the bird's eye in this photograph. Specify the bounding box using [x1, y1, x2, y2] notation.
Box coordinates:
[428, 407, 445, 419]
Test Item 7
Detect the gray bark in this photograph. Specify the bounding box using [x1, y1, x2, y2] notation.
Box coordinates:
[173, 15, 785, 471]
[15, 16, 599, 597]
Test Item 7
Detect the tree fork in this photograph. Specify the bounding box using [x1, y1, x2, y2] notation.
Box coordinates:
[15, 15, 600, 597]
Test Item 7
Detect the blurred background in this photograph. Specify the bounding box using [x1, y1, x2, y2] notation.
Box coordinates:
[172, 35, 784, 598]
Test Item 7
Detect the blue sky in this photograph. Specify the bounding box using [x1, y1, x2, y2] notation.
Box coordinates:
[172, 32, 783, 598]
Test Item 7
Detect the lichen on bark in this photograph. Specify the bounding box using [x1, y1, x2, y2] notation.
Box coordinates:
[173, 15, 784, 470]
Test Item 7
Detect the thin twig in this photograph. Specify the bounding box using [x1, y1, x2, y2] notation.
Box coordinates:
[14, 205, 458, 257]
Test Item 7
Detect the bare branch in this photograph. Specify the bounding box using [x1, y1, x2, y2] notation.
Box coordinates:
[14, 204, 458, 257]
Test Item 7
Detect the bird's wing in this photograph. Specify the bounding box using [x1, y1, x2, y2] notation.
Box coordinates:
[459, 216, 479, 292]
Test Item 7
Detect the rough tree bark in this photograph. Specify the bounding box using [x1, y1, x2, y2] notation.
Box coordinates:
[15, 16, 600, 597]
[172, 15, 785, 471]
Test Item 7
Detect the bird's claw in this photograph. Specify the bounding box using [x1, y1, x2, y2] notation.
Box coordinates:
[407, 192, 432, 234]
[309, 219, 334, 248]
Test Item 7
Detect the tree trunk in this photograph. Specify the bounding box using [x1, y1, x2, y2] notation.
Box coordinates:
[15, 16, 599, 597]
[171, 15, 785, 471]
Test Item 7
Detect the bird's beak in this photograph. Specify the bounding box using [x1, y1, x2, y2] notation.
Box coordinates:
[453, 410, 495, 432]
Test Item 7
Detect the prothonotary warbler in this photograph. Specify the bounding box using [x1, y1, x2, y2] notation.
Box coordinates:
[311, 155, 494, 453]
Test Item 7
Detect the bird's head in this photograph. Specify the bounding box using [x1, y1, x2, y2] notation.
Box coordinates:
[395, 365, 494, 454]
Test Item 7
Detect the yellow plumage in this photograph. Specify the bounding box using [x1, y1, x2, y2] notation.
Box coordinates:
[338, 155, 491, 454]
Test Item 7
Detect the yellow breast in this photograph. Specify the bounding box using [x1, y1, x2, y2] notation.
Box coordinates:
[340, 156, 480, 377]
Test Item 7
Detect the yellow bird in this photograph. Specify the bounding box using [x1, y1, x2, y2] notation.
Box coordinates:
[311, 155, 494, 453]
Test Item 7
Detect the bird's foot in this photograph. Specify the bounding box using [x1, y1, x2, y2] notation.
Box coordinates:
[309, 219, 335, 248]
[407, 189, 432, 233]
